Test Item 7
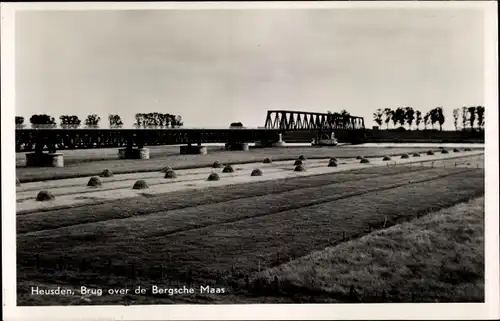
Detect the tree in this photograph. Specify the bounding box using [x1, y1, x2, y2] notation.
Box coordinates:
[383, 108, 393, 129]
[84, 114, 101, 128]
[436, 107, 445, 131]
[15, 116, 25, 129]
[373, 109, 383, 127]
[393, 107, 406, 128]
[415, 110, 422, 130]
[452, 108, 460, 131]
[173, 115, 184, 128]
[108, 114, 124, 128]
[340, 110, 351, 129]
[134, 113, 144, 128]
[468, 106, 476, 130]
[30, 114, 57, 128]
[461, 106, 468, 130]
[429, 108, 439, 130]
[476, 106, 485, 130]
[59, 115, 81, 129]
[404, 107, 415, 130]
[423, 112, 430, 130]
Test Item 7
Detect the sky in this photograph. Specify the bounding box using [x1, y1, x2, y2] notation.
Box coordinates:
[15, 8, 485, 129]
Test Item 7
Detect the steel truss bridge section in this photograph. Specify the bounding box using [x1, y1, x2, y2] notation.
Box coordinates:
[264, 110, 365, 131]
[15, 128, 283, 153]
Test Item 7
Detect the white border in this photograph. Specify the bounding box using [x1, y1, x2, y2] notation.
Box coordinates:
[2, 1, 498, 320]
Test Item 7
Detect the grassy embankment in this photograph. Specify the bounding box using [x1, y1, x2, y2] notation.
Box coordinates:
[252, 197, 485, 303]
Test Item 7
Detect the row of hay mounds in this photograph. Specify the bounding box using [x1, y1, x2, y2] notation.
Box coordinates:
[100, 169, 113, 177]
[36, 190, 55, 202]
[87, 177, 102, 187]
[328, 158, 338, 167]
[360, 157, 370, 164]
[294, 164, 306, 172]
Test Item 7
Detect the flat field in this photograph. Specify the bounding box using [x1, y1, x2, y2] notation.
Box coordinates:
[17, 149, 485, 305]
[16, 145, 477, 182]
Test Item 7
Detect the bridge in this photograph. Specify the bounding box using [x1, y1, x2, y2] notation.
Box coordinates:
[264, 110, 365, 131]
[15, 110, 365, 167]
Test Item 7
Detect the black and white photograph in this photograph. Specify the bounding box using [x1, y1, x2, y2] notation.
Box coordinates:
[2, 1, 499, 320]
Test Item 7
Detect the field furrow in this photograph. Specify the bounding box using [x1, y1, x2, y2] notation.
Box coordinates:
[17, 166, 428, 233]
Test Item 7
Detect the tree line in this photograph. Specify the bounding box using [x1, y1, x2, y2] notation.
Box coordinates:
[15, 113, 183, 129]
[373, 106, 485, 131]
[133, 113, 183, 128]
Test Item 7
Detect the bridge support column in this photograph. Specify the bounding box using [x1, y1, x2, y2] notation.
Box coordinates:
[225, 143, 249, 151]
[272, 133, 286, 147]
[118, 148, 150, 159]
[26, 152, 64, 168]
[180, 145, 207, 155]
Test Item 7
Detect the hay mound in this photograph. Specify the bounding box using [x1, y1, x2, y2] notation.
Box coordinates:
[427, 150, 435, 155]
[441, 149, 449, 154]
[160, 166, 173, 173]
[251, 169, 263, 176]
[382, 156, 391, 161]
[328, 159, 338, 167]
[207, 172, 220, 181]
[330, 157, 338, 162]
[413, 153, 420, 157]
[360, 158, 370, 164]
[222, 165, 234, 173]
[453, 148, 460, 153]
[100, 169, 113, 177]
[16, 178, 20, 186]
[164, 170, 177, 179]
[36, 190, 55, 202]
[132, 180, 149, 189]
[298, 155, 306, 161]
[401, 154, 409, 159]
[294, 160, 303, 166]
[212, 161, 223, 168]
[263, 158, 272, 164]
[464, 148, 472, 151]
[294, 165, 306, 172]
[87, 177, 102, 187]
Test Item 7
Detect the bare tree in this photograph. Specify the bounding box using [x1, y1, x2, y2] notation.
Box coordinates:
[373, 109, 383, 127]
[452, 108, 460, 131]
[476, 106, 485, 130]
[415, 110, 422, 130]
[461, 106, 468, 130]
[468, 106, 476, 130]
[383, 108, 392, 129]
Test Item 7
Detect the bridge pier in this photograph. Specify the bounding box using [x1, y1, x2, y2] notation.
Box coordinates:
[272, 133, 286, 147]
[180, 144, 207, 155]
[26, 152, 64, 168]
[225, 142, 249, 151]
[118, 147, 150, 160]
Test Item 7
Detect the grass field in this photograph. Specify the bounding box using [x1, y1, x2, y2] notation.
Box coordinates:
[17, 160, 484, 305]
[253, 197, 484, 303]
[16, 145, 471, 182]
